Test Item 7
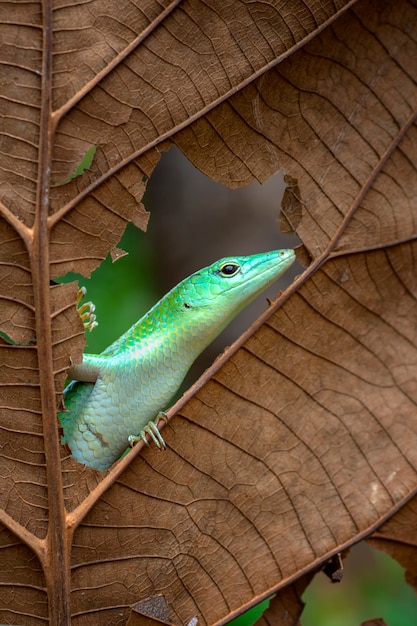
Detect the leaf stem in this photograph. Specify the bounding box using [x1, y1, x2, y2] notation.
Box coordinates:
[31, 0, 72, 622]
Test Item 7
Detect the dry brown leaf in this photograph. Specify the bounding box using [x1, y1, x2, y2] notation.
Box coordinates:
[0, 0, 416, 624]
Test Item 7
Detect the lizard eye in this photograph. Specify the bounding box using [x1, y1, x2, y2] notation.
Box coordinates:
[219, 262, 240, 277]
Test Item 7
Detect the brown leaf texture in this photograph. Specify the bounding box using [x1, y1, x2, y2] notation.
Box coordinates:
[0, 0, 416, 624]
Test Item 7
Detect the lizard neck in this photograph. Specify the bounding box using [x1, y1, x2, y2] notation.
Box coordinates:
[103, 292, 224, 364]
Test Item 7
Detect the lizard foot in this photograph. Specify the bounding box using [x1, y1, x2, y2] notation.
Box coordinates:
[76, 287, 98, 332]
[128, 414, 167, 450]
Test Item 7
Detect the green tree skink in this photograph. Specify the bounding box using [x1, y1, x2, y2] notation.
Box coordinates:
[60, 249, 295, 470]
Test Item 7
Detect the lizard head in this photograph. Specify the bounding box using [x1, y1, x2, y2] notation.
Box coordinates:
[172, 249, 296, 332]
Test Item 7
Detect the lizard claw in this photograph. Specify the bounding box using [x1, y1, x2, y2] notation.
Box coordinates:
[76, 287, 98, 332]
[155, 411, 168, 426]
[128, 417, 167, 450]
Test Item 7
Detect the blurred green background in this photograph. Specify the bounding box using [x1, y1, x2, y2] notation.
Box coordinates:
[301, 543, 417, 626]
[229, 543, 417, 626]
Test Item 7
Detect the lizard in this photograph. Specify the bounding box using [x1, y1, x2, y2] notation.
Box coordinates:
[59, 249, 295, 470]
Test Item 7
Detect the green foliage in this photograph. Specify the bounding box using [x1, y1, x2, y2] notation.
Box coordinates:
[302, 545, 417, 626]
[230, 599, 270, 626]
[56, 145, 97, 185]
[228, 545, 417, 626]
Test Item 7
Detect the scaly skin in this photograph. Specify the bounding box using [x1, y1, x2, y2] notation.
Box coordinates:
[60, 249, 295, 470]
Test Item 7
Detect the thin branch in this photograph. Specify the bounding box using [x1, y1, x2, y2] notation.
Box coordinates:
[66, 440, 147, 530]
